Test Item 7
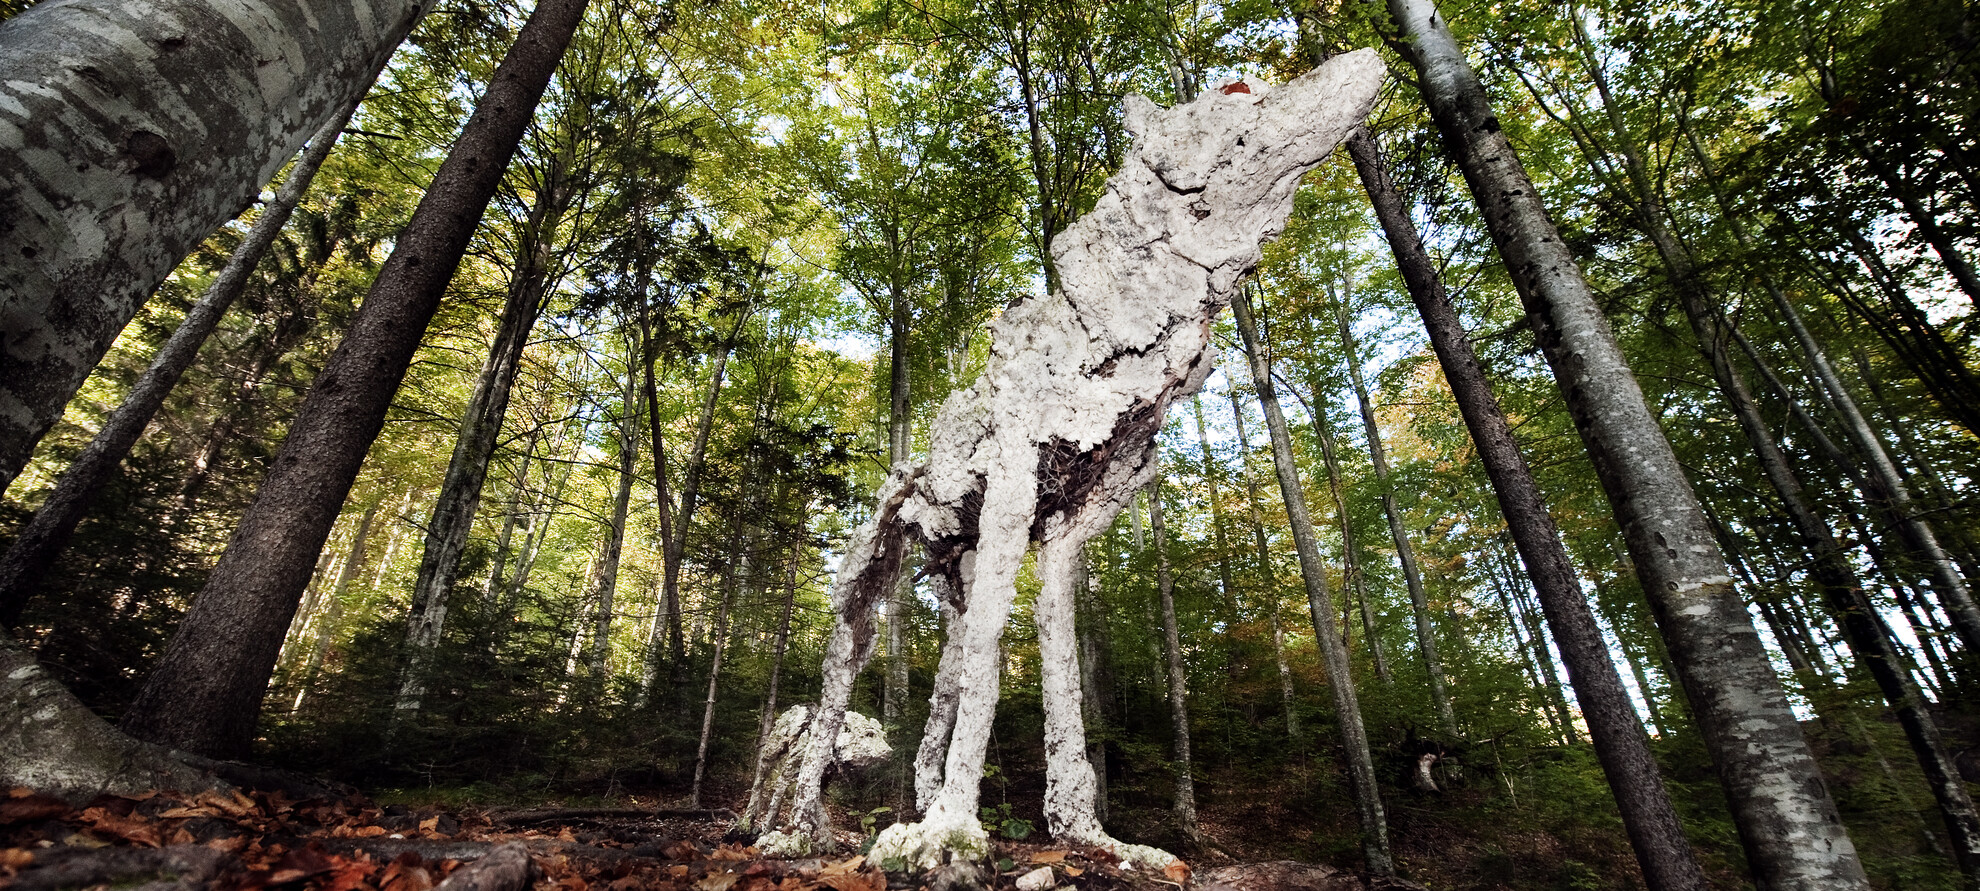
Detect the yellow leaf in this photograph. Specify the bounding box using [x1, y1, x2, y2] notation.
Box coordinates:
[819, 855, 865, 876]
[1030, 850, 1069, 863]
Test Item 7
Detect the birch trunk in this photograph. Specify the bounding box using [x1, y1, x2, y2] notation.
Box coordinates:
[1232, 286, 1392, 876]
[118, 0, 593, 759]
[1385, 0, 1868, 883]
[0, 100, 358, 624]
[0, 0, 427, 494]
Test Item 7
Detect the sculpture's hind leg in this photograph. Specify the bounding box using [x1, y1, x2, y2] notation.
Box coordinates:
[1035, 533, 1178, 870]
[913, 567, 968, 813]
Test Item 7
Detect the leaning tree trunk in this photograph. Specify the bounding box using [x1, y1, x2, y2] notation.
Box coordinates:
[1334, 297, 1454, 734]
[1149, 473, 1205, 844]
[0, 101, 360, 625]
[1385, 0, 1869, 884]
[117, 0, 593, 760]
[1232, 285, 1393, 877]
[0, 0, 426, 496]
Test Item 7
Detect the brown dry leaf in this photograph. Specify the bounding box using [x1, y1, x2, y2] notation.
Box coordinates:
[354, 825, 389, 838]
[670, 865, 692, 878]
[664, 841, 701, 861]
[156, 806, 222, 819]
[80, 807, 161, 847]
[0, 848, 34, 869]
[1064, 866, 1084, 877]
[817, 855, 865, 876]
[1163, 859, 1191, 884]
[696, 873, 741, 891]
[381, 851, 435, 891]
[556, 827, 578, 842]
[419, 816, 441, 832]
[194, 789, 257, 818]
[266, 843, 337, 885]
[0, 792, 71, 824]
[1030, 850, 1069, 864]
[321, 856, 376, 891]
[818, 869, 885, 891]
[708, 843, 756, 861]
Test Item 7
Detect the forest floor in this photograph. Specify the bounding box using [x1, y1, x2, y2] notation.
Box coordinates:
[0, 783, 1425, 891]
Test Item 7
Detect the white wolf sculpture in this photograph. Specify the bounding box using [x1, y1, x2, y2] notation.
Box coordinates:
[760, 50, 1384, 871]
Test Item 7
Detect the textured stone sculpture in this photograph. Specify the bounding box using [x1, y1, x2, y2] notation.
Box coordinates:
[763, 50, 1384, 870]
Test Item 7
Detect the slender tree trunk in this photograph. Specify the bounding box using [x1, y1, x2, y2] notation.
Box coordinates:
[292, 497, 381, 710]
[1232, 286, 1392, 876]
[1310, 385, 1391, 685]
[0, 0, 426, 495]
[656, 335, 731, 691]
[883, 289, 913, 732]
[1149, 473, 1203, 843]
[634, 310, 680, 700]
[118, 0, 593, 759]
[0, 101, 359, 625]
[743, 555, 800, 831]
[691, 535, 744, 808]
[1230, 388, 1300, 738]
[401, 158, 570, 703]
[1384, 0, 1868, 883]
[1191, 398, 1240, 620]
[1334, 299, 1454, 733]
[584, 365, 641, 680]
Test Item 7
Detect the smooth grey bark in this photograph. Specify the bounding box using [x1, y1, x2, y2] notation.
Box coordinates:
[400, 156, 571, 712]
[1384, 0, 1868, 884]
[1308, 384, 1390, 684]
[1148, 473, 1203, 843]
[0, 100, 358, 625]
[1231, 387, 1300, 738]
[118, 0, 593, 759]
[1333, 298, 1453, 733]
[1232, 285, 1392, 876]
[0, 0, 426, 496]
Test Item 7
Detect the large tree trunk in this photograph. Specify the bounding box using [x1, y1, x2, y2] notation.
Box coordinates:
[0, 100, 359, 625]
[1385, 0, 1869, 884]
[1232, 286, 1393, 877]
[1148, 473, 1204, 844]
[1333, 298, 1454, 734]
[400, 158, 572, 713]
[116, 0, 593, 760]
[0, 0, 425, 496]
[1294, 15, 1707, 877]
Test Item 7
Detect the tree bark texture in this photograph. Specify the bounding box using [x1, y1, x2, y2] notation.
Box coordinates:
[117, 0, 592, 759]
[0, 0, 427, 495]
[0, 98, 358, 625]
[1231, 387, 1300, 739]
[767, 54, 1384, 872]
[1232, 286, 1393, 877]
[1309, 387, 1390, 685]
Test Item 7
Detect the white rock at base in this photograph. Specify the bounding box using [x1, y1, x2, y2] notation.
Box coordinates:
[1015, 866, 1058, 891]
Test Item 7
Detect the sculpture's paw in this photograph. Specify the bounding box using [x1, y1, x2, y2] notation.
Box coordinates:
[869, 816, 991, 871]
[754, 829, 815, 858]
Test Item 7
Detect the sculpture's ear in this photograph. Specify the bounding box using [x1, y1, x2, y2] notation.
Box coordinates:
[1123, 93, 1159, 138]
